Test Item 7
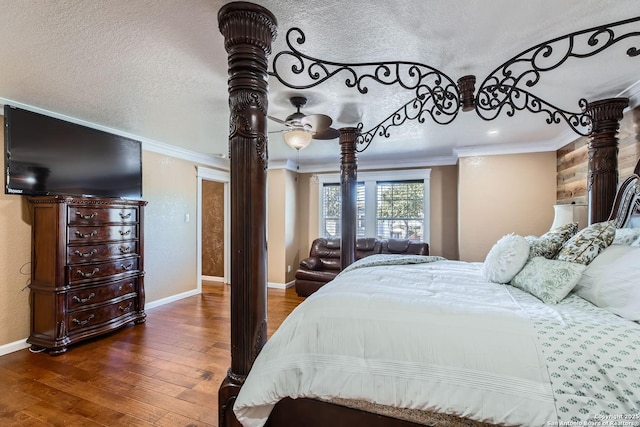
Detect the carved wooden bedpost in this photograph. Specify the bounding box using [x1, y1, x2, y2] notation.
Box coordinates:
[339, 127, 359, 269]
[217, 3, 277, 427]
[586, 98, 629, 224]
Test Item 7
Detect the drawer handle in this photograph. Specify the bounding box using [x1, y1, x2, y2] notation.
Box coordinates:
[72, 293, 95, 303]
[119, 246, 131, 254]
[119, 229, 132, 236]
[75, 230, 98, 238]
[119, 302, 133, 312]
[118, 282, 134, 291]
[119, 212, 132, 219]
[120, 263, 134, 271]
[77, 268, 100, 278]
[72, 314, 95, 326]
[76, 212, 97, 220]
[74, 249, 98, 258]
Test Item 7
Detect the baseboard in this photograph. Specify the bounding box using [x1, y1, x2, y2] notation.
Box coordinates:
[267, 280, 295, 289]
[2, 281, 289, 356]
[145, 288, 201, 310]
[202, 275, 224, 283]
[1, 289, 202, 357]
[0, 339, 30, 356]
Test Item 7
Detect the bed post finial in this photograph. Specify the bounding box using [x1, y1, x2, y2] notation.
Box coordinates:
[585, 97, 629, 224]
[339, 127, 359, 269]
[217, 3, 277, 427]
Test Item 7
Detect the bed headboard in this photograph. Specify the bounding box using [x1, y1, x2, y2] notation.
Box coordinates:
[608, 160, 640, 228]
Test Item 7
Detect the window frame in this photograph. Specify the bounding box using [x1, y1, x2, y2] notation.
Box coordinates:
[316, 169, 431, 243]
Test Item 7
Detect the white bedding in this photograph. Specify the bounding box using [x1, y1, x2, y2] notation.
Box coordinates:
[234, 256, 640, 427]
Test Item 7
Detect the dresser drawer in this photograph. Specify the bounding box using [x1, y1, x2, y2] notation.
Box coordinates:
[67, 241, 138, 264]
[67, 257, 140, 283]
[67, 278, 139, 310]
[67, 296, 138, 332]
[27, 196, 146, 355]
[68, 225, 138, 243]
[68, 206, 138, 225]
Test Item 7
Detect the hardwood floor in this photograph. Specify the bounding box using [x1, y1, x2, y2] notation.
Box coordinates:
[0, 283, 305, 426]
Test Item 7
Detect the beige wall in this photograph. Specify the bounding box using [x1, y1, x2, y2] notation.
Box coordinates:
[0, 114, 32, 345]
[429, 165, 459, 259]
[458, 152, 557, 262]
[295, 172, 316, 260]
[0, 135, 202, 349]
[267, 168, 299, 285]
[267, 170, 286, 284]
[284, 170, 299, 283]
[142, 151, 199, 302]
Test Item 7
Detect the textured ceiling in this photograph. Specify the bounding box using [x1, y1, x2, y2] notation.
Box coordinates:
[0, 1, 639, 172]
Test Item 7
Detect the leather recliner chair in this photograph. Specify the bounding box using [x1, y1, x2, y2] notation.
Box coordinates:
[294, 237, 429, 297]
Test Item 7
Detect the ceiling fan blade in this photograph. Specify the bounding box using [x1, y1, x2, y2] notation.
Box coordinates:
[301, 114, 332, 131]
[312, 127, 340, 140]
[267, 115, 289, 125]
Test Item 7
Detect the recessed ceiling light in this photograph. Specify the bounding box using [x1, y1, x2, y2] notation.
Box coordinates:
[488, 129, 500, 135]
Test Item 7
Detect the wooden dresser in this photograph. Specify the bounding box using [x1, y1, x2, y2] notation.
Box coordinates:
[27, 196, 147, 355]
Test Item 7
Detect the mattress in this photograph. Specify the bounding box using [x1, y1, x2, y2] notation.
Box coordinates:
[234, 255, 640, 427]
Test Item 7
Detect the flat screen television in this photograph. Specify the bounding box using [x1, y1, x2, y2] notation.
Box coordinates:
[4, 105, 142, 199]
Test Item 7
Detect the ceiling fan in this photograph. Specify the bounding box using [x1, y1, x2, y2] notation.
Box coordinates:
[268, 96, 340, 150]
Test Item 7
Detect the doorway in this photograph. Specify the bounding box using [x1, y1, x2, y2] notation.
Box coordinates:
[197, 166, 230, 290]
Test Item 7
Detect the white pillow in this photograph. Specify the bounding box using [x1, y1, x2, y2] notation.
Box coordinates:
[483, 233, 530, 284]
[573, 245, 640, 321]
[511, 257, 586, 304]
[612, 227, 640, 245]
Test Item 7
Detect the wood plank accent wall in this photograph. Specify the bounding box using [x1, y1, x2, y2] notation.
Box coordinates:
[557, 106, 640, 205]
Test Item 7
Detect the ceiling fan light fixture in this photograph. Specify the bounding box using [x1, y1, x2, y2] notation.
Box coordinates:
[284, 129, 312, 150]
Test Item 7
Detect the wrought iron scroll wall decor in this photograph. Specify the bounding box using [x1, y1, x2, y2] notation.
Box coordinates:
[270, 16, 640, 149]
[270, 27, 461, 152]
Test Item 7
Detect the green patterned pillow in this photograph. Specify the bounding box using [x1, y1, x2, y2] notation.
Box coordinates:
[556, 221, 615, 265]
[525, 222, 578, 260]
[510, 257, 586, 304]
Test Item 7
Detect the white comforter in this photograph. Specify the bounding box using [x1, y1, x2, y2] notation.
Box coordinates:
[234, 256, 640, 426]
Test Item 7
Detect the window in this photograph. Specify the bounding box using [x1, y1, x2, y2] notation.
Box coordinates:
[317, 169, 430, 242]
[376, 180, 424, 240]
[321, 183, 365, 237]
[321, 184, 340, 237]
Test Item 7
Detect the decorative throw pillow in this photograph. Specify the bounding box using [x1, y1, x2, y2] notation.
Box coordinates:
[633, 236, 640, 247]
[612, 227, 640, 245]
[573, 245, 640, 321]
[511, 257, 586, 304]
[525, 222, 578, 260]
[556, 221, 615, 265]
[482, 233, 530, 284]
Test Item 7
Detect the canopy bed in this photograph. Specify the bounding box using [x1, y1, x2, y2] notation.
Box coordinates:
[217, 3, 640, 426]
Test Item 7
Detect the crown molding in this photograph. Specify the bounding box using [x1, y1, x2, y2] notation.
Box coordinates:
[619, 79, 640, 109]
[142, 139, 229, 170]
[455, 78, 640, 158]
[268, 159, 298, 171]
[454, 137, 562, 157]
[292, 155, 458, 174]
